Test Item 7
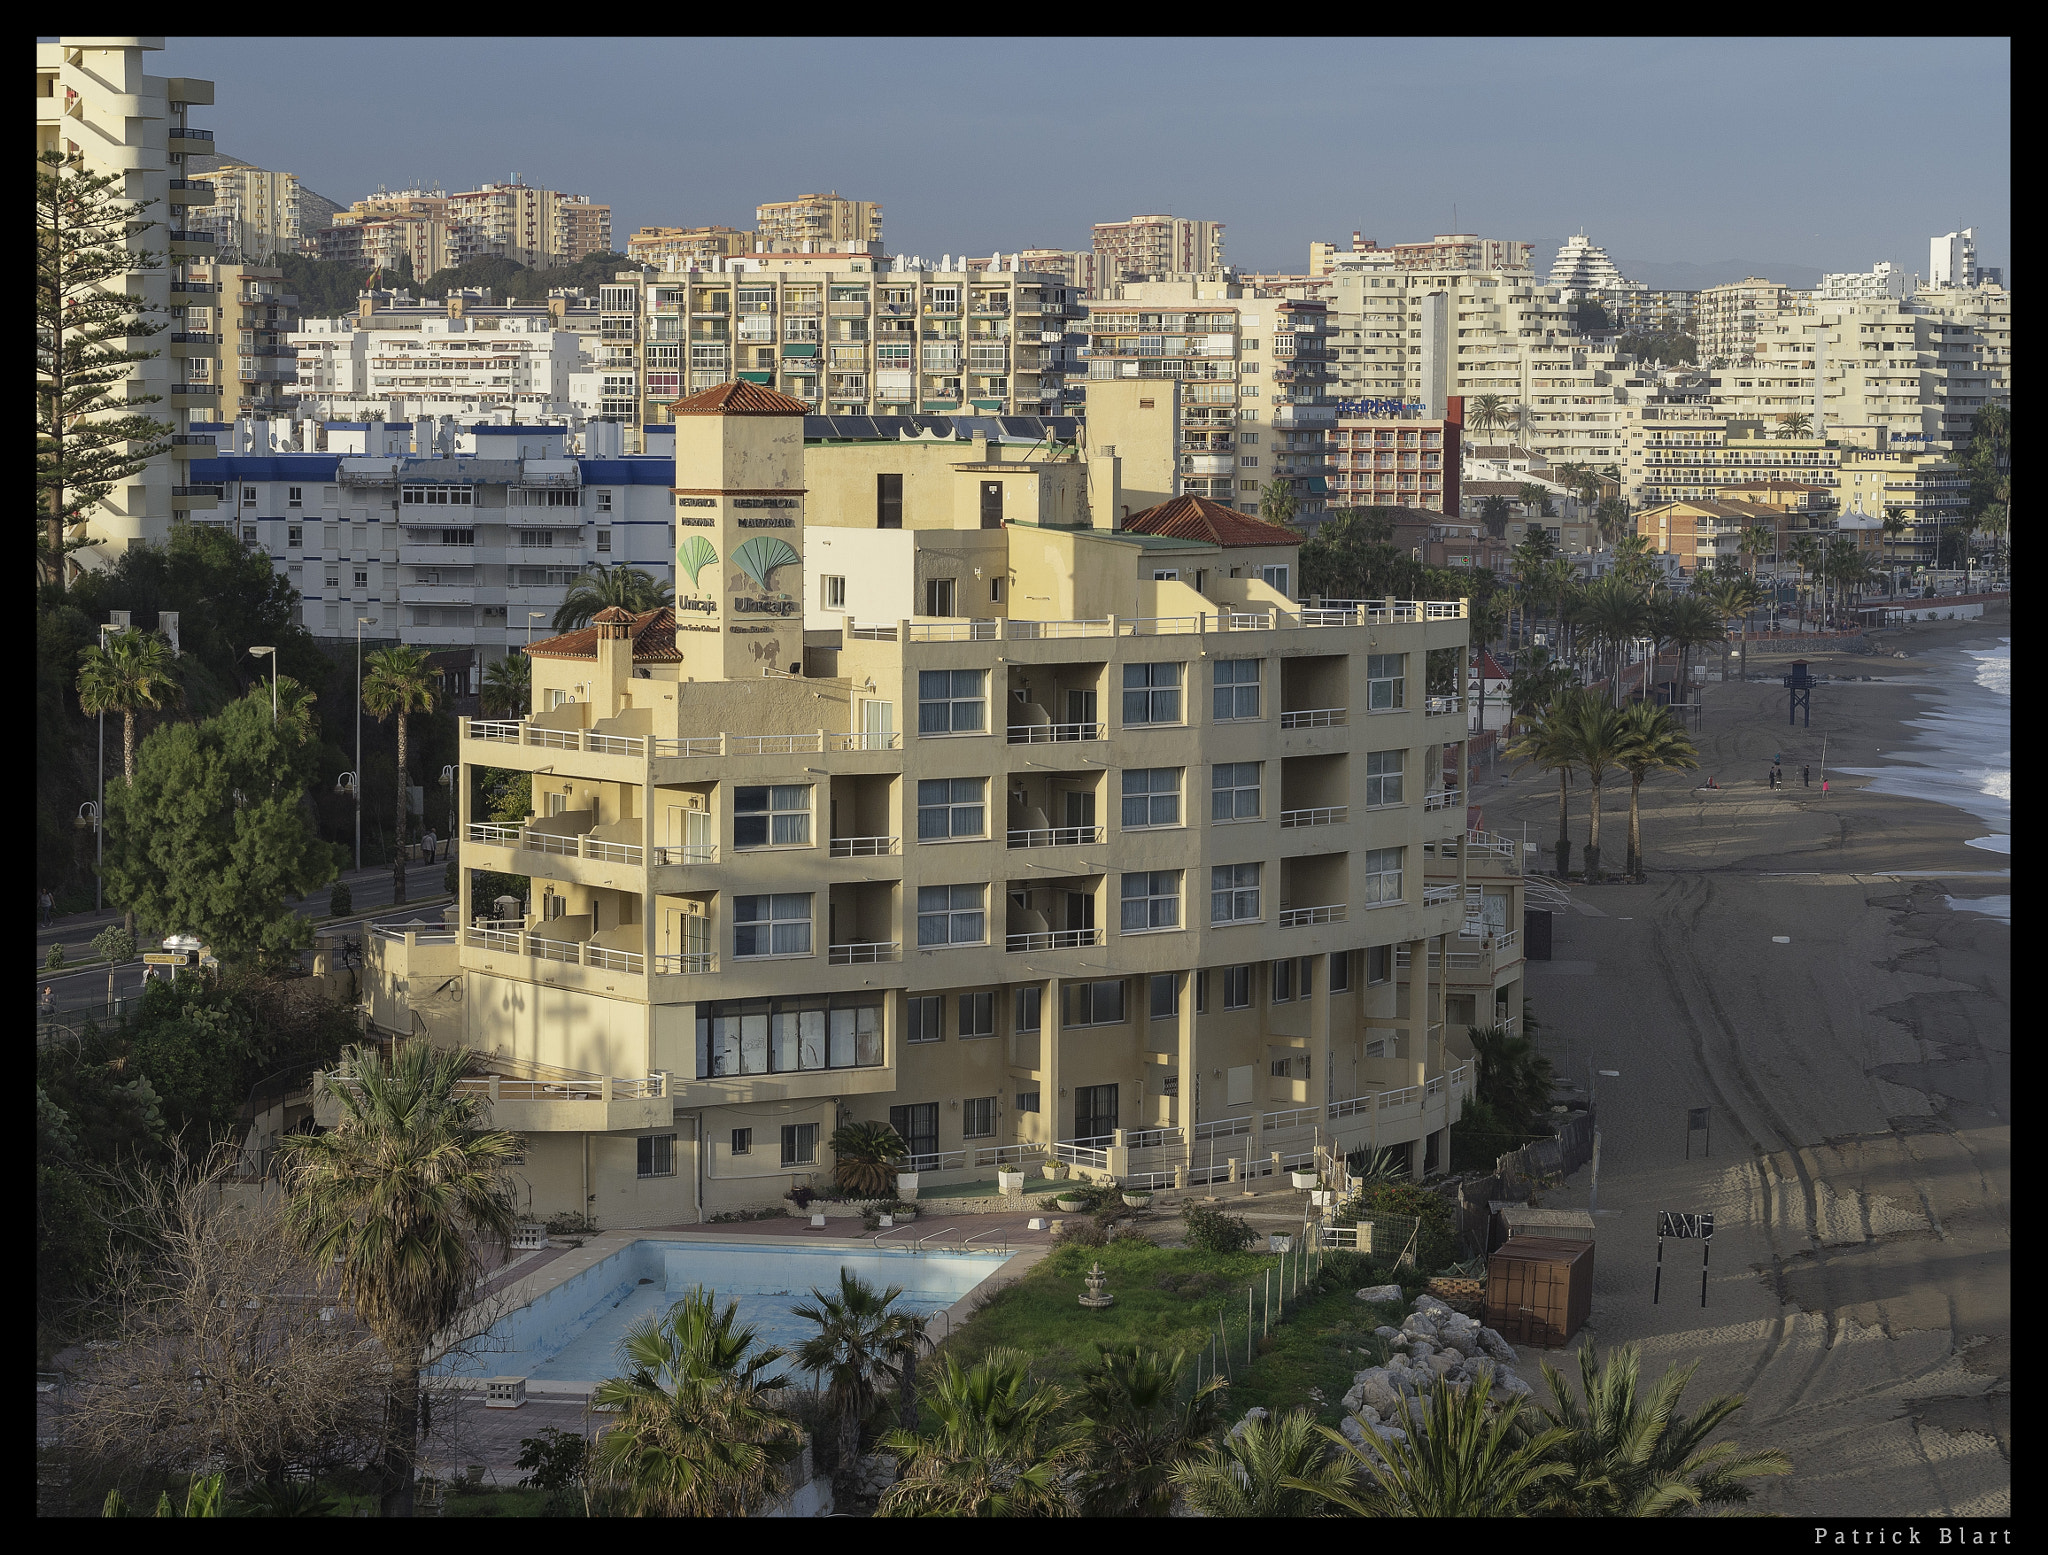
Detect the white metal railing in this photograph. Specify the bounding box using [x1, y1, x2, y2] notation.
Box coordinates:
[585, 945, 645, 974]
[1263, 1104, 1321, 1133]
[1005, 617, 1112, 640]
[653, 952, 715, 975]
[900, 1149, 969, 1173]
[370, 925, 456, 945]
[1425, 695, 1464, 716]
[1007, 825, 1103, 848]
[1280, 707, 1347, 729]
[1279, 904, 1347, 927]
[467, 822, 523, 845]
[585, 733, 641, 757]
[1006, 928, 1102, 952]
[908, 620, 1000, 642]
[976, 1142, 1048, 1168]
[1007, 722, 1105, 743]
[729, 733, 825, 755]
[1119, 615, 1202, 635]
[524, 726, 586, 751]
[1422, 884, 1461, 905]
[1298, 607, 1361, 627]
[1125, 1127, 1184, 1151]
[1379, 1085, 1421, 1110]
[468, 719, 522, 743]
[1280, 806, 1348, 828]
[1422, 788, 1461, 812]
[828, 731, 902, 752]
[1395, 948, 1486, 972]
[529, 935, 584, 965]
[652, 843, 717, 865]
[1494, 928, 1520, 953]
[1327, 1095, 1373, 1122]
[1193, 1115, 1252, 1142]
[1226, 611, 1276, 630]
[465, 927, 521, 953]
[1052, 1141, 1110, 1169]
[829, 835, 899, 857]
[583, 837, 640, 865]
[848, 622, 899, 641]
[1313, 599, 1468, 623]
[828, 941, 901, 964]
[652, 736, 728, 757]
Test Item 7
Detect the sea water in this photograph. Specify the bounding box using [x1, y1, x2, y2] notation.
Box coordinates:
[1838, 638, 2010, 841]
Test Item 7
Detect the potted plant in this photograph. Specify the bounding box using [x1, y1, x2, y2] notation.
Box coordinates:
[998, 1167, 1026, 1196]
[829, 1119, 908, 1200]
[1055, 1190, 1088, 1213]
[895, 1170, 920, 1202]
[889, 1200, 916, 1223]
[1122, 1188, 1153, 1209]
[1042, 1158, 1067, 1180]
[1291, 1169, 1319, 1190]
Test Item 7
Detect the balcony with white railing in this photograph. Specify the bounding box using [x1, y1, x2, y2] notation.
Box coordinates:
[1007, 721, 1105, 744]
[1421, 787, 1461, 812]
[1425, 694, 1464, 717]
[462, 718, 904, 761]
[1279, 806, 1348, 829]
[1422, 884, 1462, 906]
[829, 835, 900, 858]
[314, 1055, 670, 1132]
[1005, 927, 1103, 952]
[1279, 903, 1347, 927]
[1279, 707, 1347, 729]
[1007, 825, 1104, 849]
[828, 941, 902, 964]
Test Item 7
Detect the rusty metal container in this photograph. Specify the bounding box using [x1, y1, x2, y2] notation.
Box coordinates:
[1483, 1235, 1593, 1348]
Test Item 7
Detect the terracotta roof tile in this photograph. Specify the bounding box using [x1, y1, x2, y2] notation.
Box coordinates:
[1121, 495, 1302, 548]
[670, 380, 812, 417]
[526, 607, 683, 662]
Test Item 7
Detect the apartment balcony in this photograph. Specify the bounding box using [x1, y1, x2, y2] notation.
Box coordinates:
[1278, 805, 1348, 830]
[167, 127, 215, 153]
[168, 231, 217, 256]
[315, 1051, 672, 1134]
[169, 280, 221, 296]
[1181, 453, 1234, 477]
[1007, 824, 1104, 849]
[170, 384, 221, 406]
[166, 332, 219, 357]
[166, 179, 212, 206]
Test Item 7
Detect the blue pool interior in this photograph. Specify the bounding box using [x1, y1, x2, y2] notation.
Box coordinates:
[438, 1239, 1015, 1384]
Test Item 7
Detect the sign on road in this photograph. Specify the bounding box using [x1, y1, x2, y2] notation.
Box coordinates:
[1657, 1210, 1714, 1240]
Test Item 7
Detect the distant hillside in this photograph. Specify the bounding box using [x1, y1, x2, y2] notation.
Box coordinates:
[1531, 236, 1823, 292]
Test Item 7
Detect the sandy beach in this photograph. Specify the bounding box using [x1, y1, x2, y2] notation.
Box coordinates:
[1474, 606, 2011, 1517]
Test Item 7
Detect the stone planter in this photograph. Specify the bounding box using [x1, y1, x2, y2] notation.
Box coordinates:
[1055, 1196, 1087, 1213]
[895, 1172, 920, 1201]
[1122, 1192, 1153, 1209]
[997, 1169, 1026, 1196]
[1310, 1189, 1335, 1207]
[1042, 1160, 1066, 1180]
[1291, 1171, 1318, 1190]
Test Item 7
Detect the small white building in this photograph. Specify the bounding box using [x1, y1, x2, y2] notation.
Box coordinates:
[290, 314, 594, 423]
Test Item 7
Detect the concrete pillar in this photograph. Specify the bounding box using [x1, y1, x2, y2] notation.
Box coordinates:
[1042, 974, 1062, 1145]
[1176, 967, 1197, 1144]
[1310, 954, 1331, 1131]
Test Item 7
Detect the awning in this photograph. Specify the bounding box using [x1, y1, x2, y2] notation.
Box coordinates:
[781, 343, 817, 359]
[970, 398, 1004, 410]
[736, 371, 774, 384]
[922, 401, 961, 412]
[1305, 476, 1329, 495]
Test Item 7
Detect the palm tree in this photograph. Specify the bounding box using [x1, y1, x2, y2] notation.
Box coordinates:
[1615, 701, 1699, 880]
[1661, 594, 1725, 709]
[1787, 533, 1822, 630]
[1506, 690, 1583, 875]
[1315, 1376, 1572, 1517]
[828, 1120, 908, 1200]
[1172, 1406, 1355, 1518]
[1553, 460, 1591, 508]
[1074, 1344, 1229, 1516]
[361, 643, 440, 905]
[479, 651, 530, 717]
[591, 1285, 805, 1516]
[1506, 646, 1573, 736]
[76, 628, 184, 783]
[1258, 477, 1298, 530]
[791, 1269, 923, 1507]
[1468, 1022, 1556, 1129]
[1560, 690, 1630, 880]
[878, 1347, 1080, 1517]
[1774, 411, 1813, 440]
[1979, 501, 2009, 578]
[1516, 482, 1552, 531]
[552, 564, 673, 633]
[1703, 571, 1763, 684]
[275, 1042, 519, 1517]
[1880, 506, 1910, 592]
[1478, 493, 1513, 540]
[1467, 393, 1510, 441]
[1533, 1344, 1792, 1516]
[1594, 496, 1632, 547]
[1737, 521, 1777, 583]
[1577, 574, 1649, 702]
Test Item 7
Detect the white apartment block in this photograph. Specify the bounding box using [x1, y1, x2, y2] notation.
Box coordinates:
[1818, 261, 1914, 302]
[291, 314, 593, 422]
[190, 423, 677, 651]
[444, 181, 611, 269]
[35, 37, 218, 563]
[599, 256, 1080, 440]
[1695, 277, 1795, 365]
[188, 159, 342, 262]
[1080, 276, 1337, 517]
[1928, 228, 1978, 289]
[1546, 231, 1637, 298]
[755, 192, 882, 249]
[1092, 214, 1226, 283]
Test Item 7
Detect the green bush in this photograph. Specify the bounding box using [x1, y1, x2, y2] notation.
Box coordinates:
[445, 860, 458, 895]
[1350, 1180, 1461, 1273]
[45, 943, 65, 971]
[328, 880, 352, 919]
[1181, 1201, 1258, 1254]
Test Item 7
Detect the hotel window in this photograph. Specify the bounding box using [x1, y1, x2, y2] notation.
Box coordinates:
[1211, 863, 1262, 924]
[596, 529, 611, 553]
[734, 785, 810, 849]
[733, 893, 812, 958]
[1120, 870, 1181, 933]
[287, 526, 302, 547]
[1014, 985, 1042, 1033]
[1223, 964, 1253, 1009]
[1362, 847, 1405, 906]
[1061, 979, 1127, 1028]
[1211, 762, 1261, 822]
[1271, 958, 1294, 1002]
[1213, 657, 1261, 720]
[1149, 972, 1179, 1020]
[918, 669, 986, 735]
[780, 1123, 817, 1167]
[1366, 653, 1407, 710]
[1365, 749, 1405, 806]
[636, 1134, 676, 1178]
[288, 486, 303, 507]
[963, 1096, 996, 1139]
[1122, 662, 1182, 725]
[1260, 564, 1291, 598]
[1330, 950, 1352, 992]
[959, 992, 995, 1039]
[917, 884, 986, 947]
[822, 575, 847, 610]
[906, 995, 943, 1043]
[1016, 1090, 1040, 1113]
[1121, 767, 1181, 829]
[730, 1128, 752, 1156]
[917, 778, 986, 840]
[876, 472, 904, 528]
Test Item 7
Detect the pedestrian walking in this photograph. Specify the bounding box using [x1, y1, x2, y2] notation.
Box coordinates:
[39, 887, 55, 927]
[422, 827, 437, 866]
[1802, 765, 1811, 787]
[1822, 778, 1830, 797]
[40, 985, 55, 1015]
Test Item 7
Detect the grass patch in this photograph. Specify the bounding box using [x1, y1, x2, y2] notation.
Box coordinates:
[942, 1241, 1274, 1388]
[442, 1486, 551, 1517]
[1232, 1278, 1414, 1427]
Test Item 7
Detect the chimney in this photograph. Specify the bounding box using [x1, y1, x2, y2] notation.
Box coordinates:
[592, 607, 634, 712]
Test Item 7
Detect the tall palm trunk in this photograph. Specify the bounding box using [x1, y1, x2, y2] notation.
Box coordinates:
[1626, 774, 1644, 879]
[1585, 774, 1605, 880]
[123, 709, 137, 783]
[837, 1404, 863, 1505]
[1554, 770, 1571, 876]
[381, 1348, 422, 1517]
[392, 710, 409, 905]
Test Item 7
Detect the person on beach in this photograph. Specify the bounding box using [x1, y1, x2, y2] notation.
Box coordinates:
[1822, 778, 1830, 796]
[1803, 765, 1811, 787]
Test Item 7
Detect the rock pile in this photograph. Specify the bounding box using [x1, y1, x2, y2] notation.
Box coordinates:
[1338, 1293, 1534, 1456]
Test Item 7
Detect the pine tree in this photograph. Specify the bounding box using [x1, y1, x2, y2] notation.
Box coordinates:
[37, 150, 175, 586]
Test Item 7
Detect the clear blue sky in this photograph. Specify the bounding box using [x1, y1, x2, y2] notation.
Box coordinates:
[149, 36, 2010, 281]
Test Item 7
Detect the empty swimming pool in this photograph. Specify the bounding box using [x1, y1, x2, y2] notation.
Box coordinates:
[438, 1239, 1015, 1386]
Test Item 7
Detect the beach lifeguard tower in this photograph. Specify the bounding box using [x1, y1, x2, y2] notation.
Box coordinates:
[1783, 660, 1815, 727]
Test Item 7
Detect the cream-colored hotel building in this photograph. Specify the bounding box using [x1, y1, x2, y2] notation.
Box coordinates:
[353, 380, 1526, 1227]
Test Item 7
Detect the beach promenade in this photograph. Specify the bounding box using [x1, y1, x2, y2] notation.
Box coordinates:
[1478, 607, 2010, 1516]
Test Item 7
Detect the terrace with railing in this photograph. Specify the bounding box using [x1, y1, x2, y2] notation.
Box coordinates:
[466, 821, 715, 867]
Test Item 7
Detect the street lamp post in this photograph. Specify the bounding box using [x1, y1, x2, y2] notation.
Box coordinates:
[439, 764, 456, 848]
[1589, 1069, 1620, 1215]
[526, 611, 547, 647]
[248, 645, 278, 724]
[94, 622, 113, 913]
[355, 617, 377, 871]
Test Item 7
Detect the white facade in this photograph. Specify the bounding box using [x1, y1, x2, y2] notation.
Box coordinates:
[1819, 261, 1914, 301]
[1545, 232, 1638, 299]
[290, 315, 594, 422]
[1929, 228, 1978, 289]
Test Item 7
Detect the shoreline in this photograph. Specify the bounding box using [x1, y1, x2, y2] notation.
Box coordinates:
[1476, 603, 2010, 1516]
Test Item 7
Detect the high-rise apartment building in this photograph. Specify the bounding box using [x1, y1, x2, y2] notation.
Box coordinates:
[1818, 261, 1913, 302]
[1327, 401, 1462, 517]
[36, 37, 219, 563]
[626, 225, 752, 267]
[1019, 249, 1099, 295]
[446, 181, 612, 268]
[1091, 214, 1226, 283]
[1080, 276, 1336, 518]
[187, 159, 342, 262]
[341, 381, 1493, 1224]
[1695, 278, 1793, 365]
[1545, 232, 1636, 297]
[754, 191, 882, 249]
[177, 261, 304, 418]
[1602, 289, 1697, 337]
[315, 189, 457, 276]
[1928, 228, 1978, 289]
[1392, 235, 1533, 273]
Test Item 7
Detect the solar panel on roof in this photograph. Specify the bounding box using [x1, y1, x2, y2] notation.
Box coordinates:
[838, 417, 881, 440]
[804, 417, 833, 438]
